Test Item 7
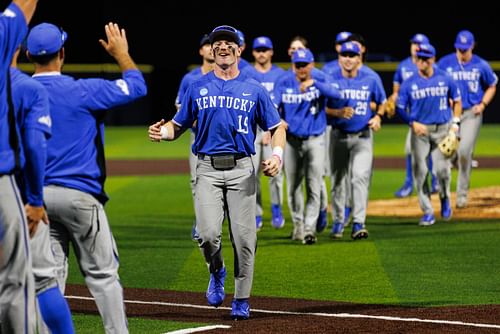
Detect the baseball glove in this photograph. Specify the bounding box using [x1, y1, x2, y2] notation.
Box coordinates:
[438, 130, 459, 158]
[384, 99, 396, 118]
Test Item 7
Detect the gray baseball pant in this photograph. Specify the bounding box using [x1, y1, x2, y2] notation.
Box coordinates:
[284, 133, 326, 235]
[195, 156, 256, 299]
[0, 174, 36, 334]
[456, 108, 482, 203]
[411, 124, 452, 215]
[44, 185, 128, 334]
[330, 129, 373, 227]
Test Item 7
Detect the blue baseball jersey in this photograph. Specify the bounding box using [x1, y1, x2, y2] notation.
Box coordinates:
[11, 67, 51, 206]
[274, 68, 341, 137]
[173, 71, 281, 156]
[34, 70, 147, 203]
[253, 64, 286, 102]
[393, 57, 419, 86]
[327, 71, 387, 132]
[396, 68, 461, 125]
[0, 3, 28, 174]
[437, 54, 498, 109]
[285, 67, 329, 82]
[322, 59, 340, 77]
[175, 67, 205, 108]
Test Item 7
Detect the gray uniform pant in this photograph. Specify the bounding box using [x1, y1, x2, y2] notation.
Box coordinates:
[330, 129, 373, 226]
[195, 156, 256, 299]
[456, 108, 482, 203]
[411, 123, 452, 215]
[284, 133, 326, 235]
[44, 185, 128, 334]
[319, 126, 331, 212]
[0, 174, 36, 334]
[252, 128, 284, 216]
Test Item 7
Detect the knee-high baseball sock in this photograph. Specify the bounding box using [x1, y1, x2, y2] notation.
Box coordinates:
[427, 155, 436, 181]
[38, 286, 75, 334]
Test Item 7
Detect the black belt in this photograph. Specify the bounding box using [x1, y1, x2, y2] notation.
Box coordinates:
[198, 153, 249, 171]
[198, 153, 248, 160]
[336, 129, 371, 139]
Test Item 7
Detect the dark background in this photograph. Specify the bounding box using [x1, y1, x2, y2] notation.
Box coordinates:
[5, 0, 500, 124]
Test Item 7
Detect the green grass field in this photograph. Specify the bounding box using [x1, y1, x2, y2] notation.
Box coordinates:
[68, 125, 500, 332]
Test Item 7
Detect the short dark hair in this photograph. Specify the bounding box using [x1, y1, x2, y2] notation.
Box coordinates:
[27, 51, 59, 65]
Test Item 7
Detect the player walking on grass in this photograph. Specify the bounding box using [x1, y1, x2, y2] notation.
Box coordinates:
[11, 47, 75, 334]
[391, 33, 439, 198]
[326, 42, 386, 240]
[148, 25, 285, 320]
[274, 48, 341, 244]
[0, 1, 38, 333]
[251, 36, 286, 231]
[396, 43, 462, 226]
[437, 30, 498, 209]
[27, 22, 147, 333]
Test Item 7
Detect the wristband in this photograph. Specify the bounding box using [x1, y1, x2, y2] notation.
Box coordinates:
[272, 146, 283, 166]
[160, 125, 169, 140]
[481, 101, 488, 108]
[452, 116, 460, 125]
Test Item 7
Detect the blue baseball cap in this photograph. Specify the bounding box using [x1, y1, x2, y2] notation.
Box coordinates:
[416, 43, 436, 58]
[410, 33, 429, 44]
[199, 34, 210, 47]
[454, 30, 474, 50]
[237, 30, 245, 46]
[209, 25, 240, 45]
[335, 31, 352, 44]
[292, 48, 314, 63]
[253, 36, 273, 50]
[27, 23, 67, 56]
[339, 42, 361, 55]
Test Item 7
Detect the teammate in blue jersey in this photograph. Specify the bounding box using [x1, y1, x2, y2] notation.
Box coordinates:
[286, 36, 331, 233]
[148, 25, 285, 321]
[392, 33, 439, 198]
[175, 34, 214, 241]
[11, 47, 75, 334]
[27, 22, 147, 334]
[396, 43, 462, 226]
[0, 1, 38, 333]
[322, 31, 352, 76]
[328, 33, 388, 228]
[251, 36, 287, 230]
[437, 30, 498, 209]
[326, 42, 386, 240]
[274, 48, 341, 244]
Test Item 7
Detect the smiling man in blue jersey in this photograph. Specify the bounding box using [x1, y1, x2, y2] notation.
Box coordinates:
[392, 33, 439, 198]
[27, 22, 147, 334]
[326, 41, 386, 240]
[148, 25, 285, 321]
[274, 48, 341, 244]
[437, 30, 498, 209]
[396, 43, 462, 226]
[0, 1, 39, 333]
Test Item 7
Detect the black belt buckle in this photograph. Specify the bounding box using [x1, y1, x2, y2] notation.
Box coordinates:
[210, 154, 237, 170]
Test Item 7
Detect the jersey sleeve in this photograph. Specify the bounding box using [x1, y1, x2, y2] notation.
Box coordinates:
[23, 81, 51, 137]
[172, 84, 196, 128]
[79, 69, 147, 112]
[256, 88, 281, 131]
